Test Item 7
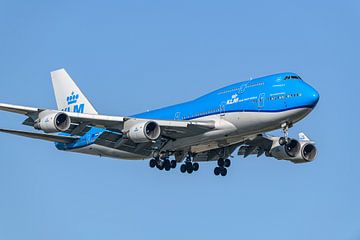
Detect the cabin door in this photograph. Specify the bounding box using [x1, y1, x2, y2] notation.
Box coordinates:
[258, 93, 265, 109]
[220, 102, 226, 117]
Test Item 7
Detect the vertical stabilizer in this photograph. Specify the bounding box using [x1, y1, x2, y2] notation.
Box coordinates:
[51, 69, 98, 114]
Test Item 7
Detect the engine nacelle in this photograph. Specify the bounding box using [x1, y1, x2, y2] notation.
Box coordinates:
[34, 111, 71, 133]
[269, 138, 317, 164]
[128, 121, 161, 143]
[300, 142, 317, 162]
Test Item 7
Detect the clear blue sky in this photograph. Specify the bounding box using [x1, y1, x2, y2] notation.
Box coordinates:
[0, 1, 359, 239]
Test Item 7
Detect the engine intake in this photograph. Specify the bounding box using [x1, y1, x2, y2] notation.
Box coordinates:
[128, 121, 161, 143]
[301, 143, 317, 161]
[285, 139, 300, 157]
[34, 112, 71, 133]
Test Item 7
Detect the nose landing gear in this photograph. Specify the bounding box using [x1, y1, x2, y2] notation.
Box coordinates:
[279, 122, 292, 146]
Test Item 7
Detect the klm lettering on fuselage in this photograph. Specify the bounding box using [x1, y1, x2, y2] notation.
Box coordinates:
[227, 94, 239, 105]
[61, 92, 85, 113]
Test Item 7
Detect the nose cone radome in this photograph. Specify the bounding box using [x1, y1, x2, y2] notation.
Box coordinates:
[305, 84, 320, 108]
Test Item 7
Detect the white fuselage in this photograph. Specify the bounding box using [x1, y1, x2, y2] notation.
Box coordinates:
[70, 107, 312, 160]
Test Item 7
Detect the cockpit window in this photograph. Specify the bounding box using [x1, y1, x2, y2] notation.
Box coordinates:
[284, 75, 302, 80]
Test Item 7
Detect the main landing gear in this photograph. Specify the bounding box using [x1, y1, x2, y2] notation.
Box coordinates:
[149, 152, 231, 177]
[180, 155, 199, 174]
[149, 157, 177, 171]
[214, 158, 231, 177]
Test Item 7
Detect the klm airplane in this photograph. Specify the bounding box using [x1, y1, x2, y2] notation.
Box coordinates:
[0, 69, 319, 176]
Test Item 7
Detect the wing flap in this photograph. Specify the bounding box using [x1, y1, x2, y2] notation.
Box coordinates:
[238, 134, 274, 157]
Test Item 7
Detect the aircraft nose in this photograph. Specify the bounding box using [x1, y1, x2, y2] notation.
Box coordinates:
[306, 85, 320, 108]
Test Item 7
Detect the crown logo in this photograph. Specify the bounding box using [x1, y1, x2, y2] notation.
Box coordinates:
[67, 92, 79, 105]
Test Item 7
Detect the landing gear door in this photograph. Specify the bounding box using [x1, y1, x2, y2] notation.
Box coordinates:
[258, 93, 265, 109]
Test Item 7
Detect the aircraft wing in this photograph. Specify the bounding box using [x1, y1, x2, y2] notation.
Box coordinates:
[0, 128, 78, 143]
[0, 103, 39, 115]
[0, 103, 215, 140]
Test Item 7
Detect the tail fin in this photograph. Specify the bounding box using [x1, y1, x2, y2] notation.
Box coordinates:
[51, 69, 98, 114]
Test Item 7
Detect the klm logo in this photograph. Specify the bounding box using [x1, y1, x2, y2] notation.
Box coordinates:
[226, 94, 239, 105]
[61, 92, 85, 113]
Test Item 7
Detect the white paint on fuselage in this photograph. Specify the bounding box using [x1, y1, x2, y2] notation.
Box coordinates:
[68, 107, 312, 160]
[162, 107, 312, 153]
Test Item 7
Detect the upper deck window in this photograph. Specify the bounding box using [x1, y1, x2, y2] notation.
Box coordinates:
[284, 75, 302, 80]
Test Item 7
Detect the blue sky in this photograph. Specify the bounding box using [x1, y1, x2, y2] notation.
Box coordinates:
[0, 1, 359, 239]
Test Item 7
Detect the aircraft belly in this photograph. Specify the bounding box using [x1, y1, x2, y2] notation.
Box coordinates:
[162, 108, 312, 153]
[225, 108, 312, 134]
[69, 108, 312, 159]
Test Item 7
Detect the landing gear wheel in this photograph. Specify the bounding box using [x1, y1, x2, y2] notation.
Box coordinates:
[220, 167, 227, 176]
[279, 137, 287, 146]
[186, 166, 193, 174]
[157, 163, 164, 170]
[170, 160, 177, 169]
[214, 167, 221, 176]
[193, 162, 199, 171]
[185, 161, 192, 169]
[224, 159, 231, 168]
[217, 158, 225, 167]
[164, 163, 171, 171]
[163, 159, 170, 170]
[149, 159, 156, 168]
[180, 164, 186, 173]
[280, 122, 292, 145]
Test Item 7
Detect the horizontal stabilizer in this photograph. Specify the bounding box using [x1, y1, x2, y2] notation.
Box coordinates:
[0, 128, 78, 143]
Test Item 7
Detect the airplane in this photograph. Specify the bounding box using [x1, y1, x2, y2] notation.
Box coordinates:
[0, 69, 320, 176]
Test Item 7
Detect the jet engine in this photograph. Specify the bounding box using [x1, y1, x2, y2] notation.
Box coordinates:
[34, 111, 71, 133]
[301, 142, 317, 162]
[269, 138, 317, 163]
[128, 121, 161, 143]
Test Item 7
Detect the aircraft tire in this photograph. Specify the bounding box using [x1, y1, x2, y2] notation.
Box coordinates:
[220, 167, 227, 176]
[170, 160, 177, 169]
[217, 158, 225, 167]
[149, 159, 156, 168]
[186, 163, 194, 174]
[279, 137, 286, 146]
[180, 164, 187, 173]
[224, 159, 231, 168]
[193, 162, 199, 171]
[185, 161, 192, 169]
[214, 167, 221, 176]
[157, 161, 164, 170]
